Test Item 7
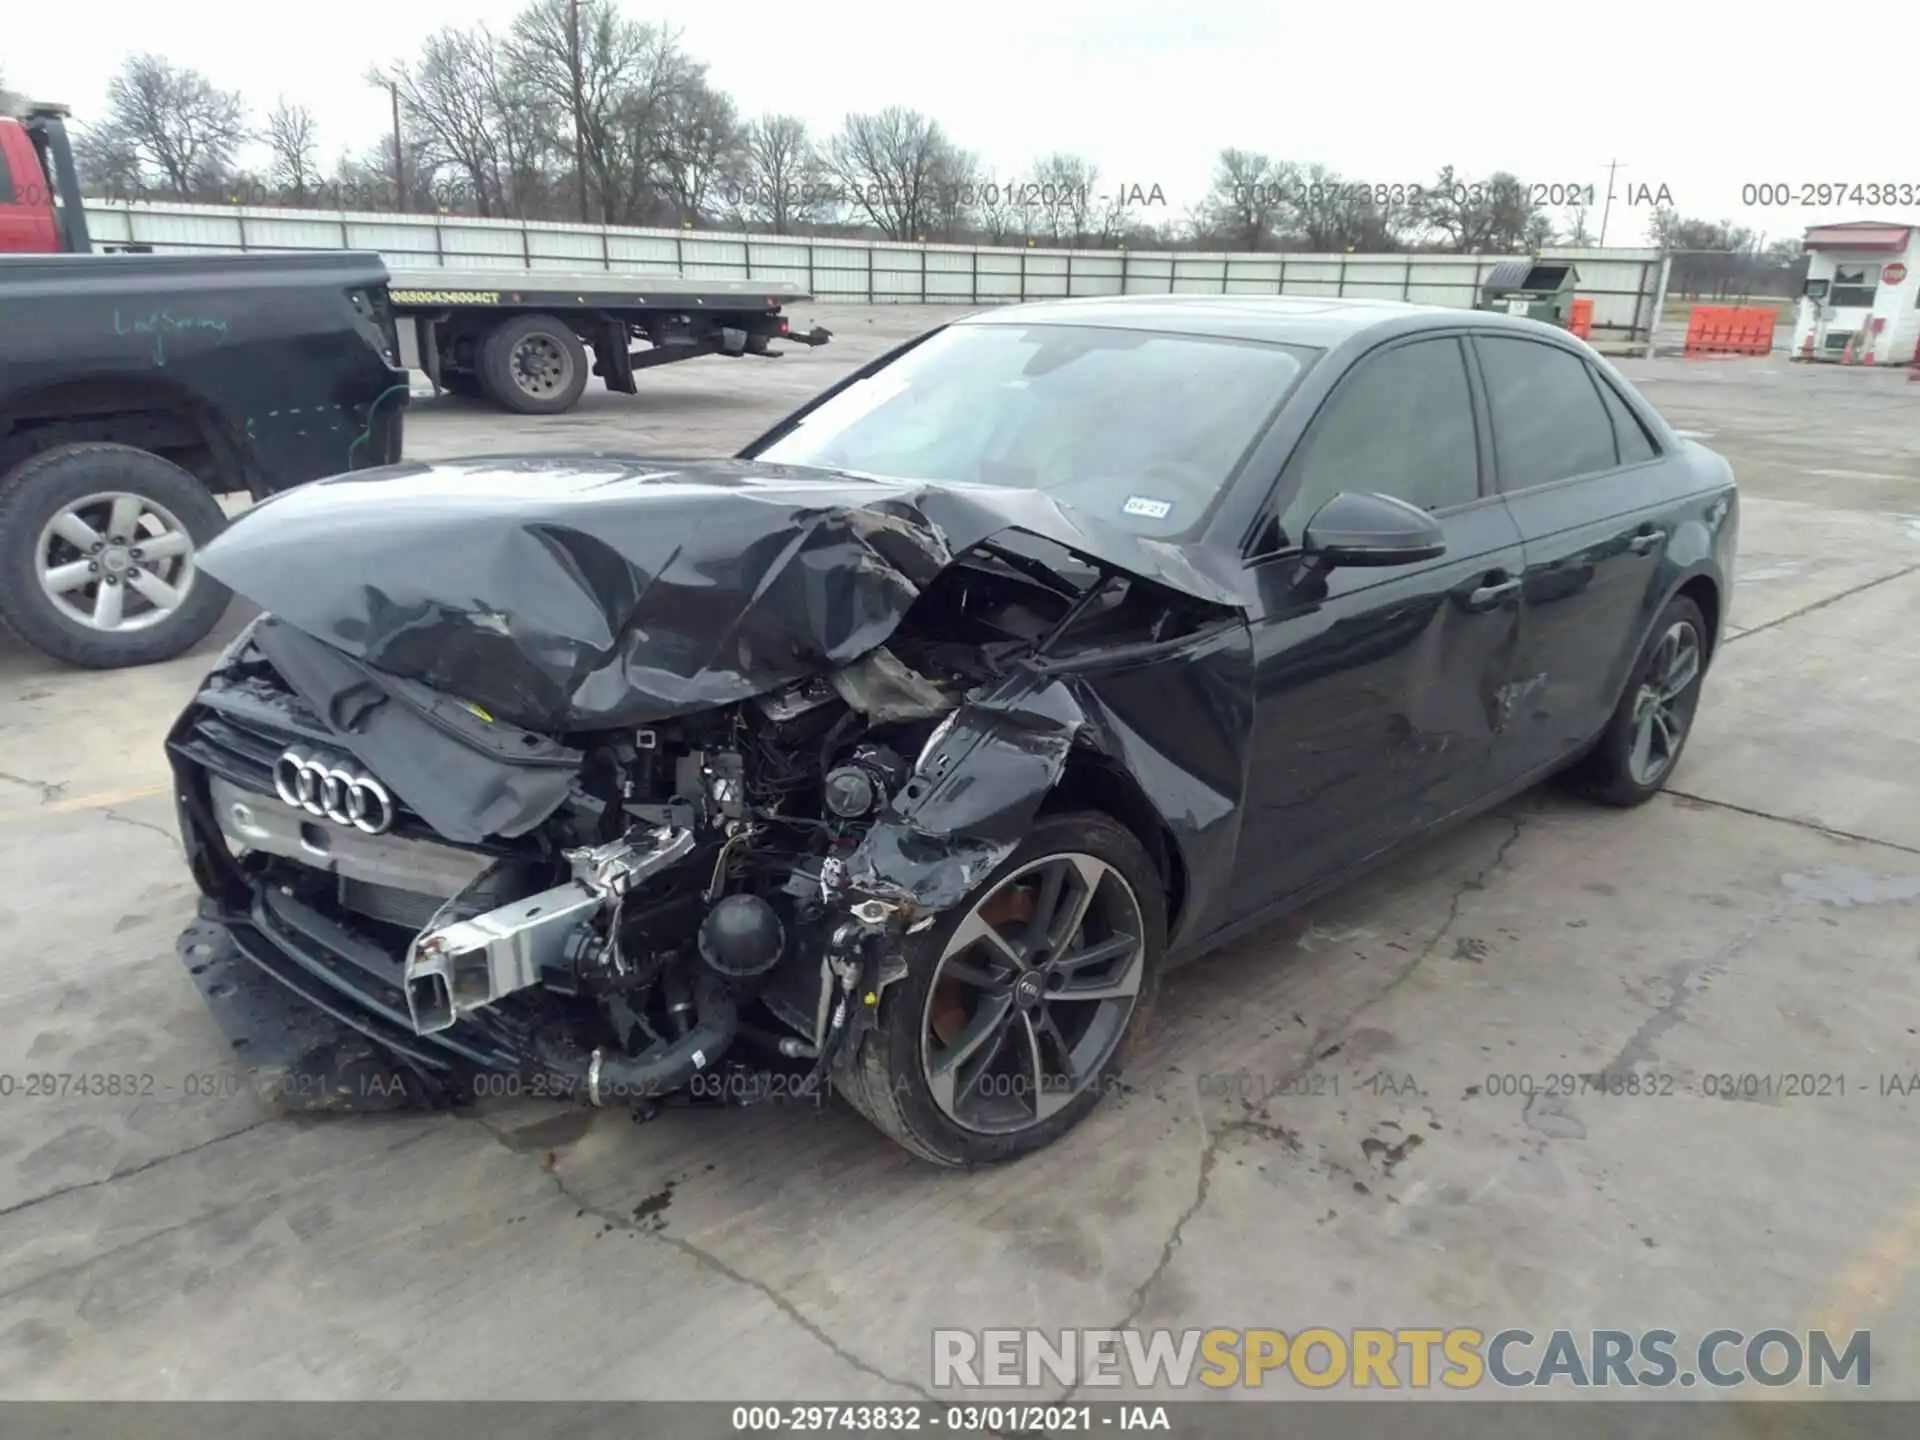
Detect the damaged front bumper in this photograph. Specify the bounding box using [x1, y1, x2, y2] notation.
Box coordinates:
[178, 882, 747, 1113]
[172, 773, 748, 1113]
[179, 895, 526, 1112]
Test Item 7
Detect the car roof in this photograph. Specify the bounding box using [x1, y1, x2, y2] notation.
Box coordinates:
[956, 292, 1569, 350]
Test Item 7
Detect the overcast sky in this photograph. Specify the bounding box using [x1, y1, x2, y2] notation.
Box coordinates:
[9, 0, 1918, 248]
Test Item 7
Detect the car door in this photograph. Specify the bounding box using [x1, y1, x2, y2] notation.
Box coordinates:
[1224, 334, 1527, 921]
[1470, 335, 1677, 782]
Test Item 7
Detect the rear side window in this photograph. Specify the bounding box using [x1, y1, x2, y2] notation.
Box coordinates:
[0, 146, 16, 205]
[1592, 369, 1658, 464]
[1476, 336, 1618, 491]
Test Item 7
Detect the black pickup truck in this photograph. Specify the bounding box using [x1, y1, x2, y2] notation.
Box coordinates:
[0, 248, 408, 667]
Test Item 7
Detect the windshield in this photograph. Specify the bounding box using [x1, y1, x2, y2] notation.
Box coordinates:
[746, 322, 1314, 538]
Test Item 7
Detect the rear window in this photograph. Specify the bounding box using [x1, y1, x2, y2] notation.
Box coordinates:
[1592, 369, 1659, 464]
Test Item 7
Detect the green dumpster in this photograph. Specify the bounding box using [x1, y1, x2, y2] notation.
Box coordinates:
[1475, 260, 1582, 327]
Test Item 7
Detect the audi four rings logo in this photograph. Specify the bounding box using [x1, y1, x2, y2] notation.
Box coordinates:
[272, 747, 396, 835]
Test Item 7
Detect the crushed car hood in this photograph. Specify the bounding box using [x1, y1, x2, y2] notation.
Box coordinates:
[198, 455, 1245, 733]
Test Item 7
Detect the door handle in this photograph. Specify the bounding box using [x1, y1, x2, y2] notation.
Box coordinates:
[1465, 576, 1522, 611]
[1628, 528, 1666, 555]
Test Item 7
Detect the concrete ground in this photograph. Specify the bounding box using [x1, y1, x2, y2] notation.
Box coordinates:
[1, 308, 1918, 1405]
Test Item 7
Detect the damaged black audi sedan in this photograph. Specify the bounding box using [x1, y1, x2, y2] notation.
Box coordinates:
[168, 295, 1737, 1166]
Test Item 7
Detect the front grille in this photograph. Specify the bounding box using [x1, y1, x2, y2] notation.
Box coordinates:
[338, 875, 448, 930]
[171, 648, 431, 838]
[184, 708, 307, 795]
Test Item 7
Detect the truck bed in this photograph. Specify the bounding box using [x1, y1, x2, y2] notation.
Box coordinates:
[385, 268, 811, 310]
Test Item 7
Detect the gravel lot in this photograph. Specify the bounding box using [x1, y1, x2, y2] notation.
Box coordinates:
[2, 304, 1917, 1403]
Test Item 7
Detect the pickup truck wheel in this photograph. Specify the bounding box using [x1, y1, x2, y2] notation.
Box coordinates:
[480, 314, 589, 414]
[0, 443, 231, 669]
[833, 811, 1164, 1167]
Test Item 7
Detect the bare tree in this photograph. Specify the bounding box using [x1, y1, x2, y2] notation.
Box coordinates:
[70, 125, 146, 201]
[1029, 152, 1100, 245]
[1194, 149, 1296, 250]
[1275, 164, 1409, 252]
[507, 0, 691, 225]
[0, 67, 24, 117]
[1562, 204, 1595, 246]
[975, 176, 1036, 245]
[100, 54, 248, 199]
[374, 30, 520, 215]
[657, 75, 744, 223]
[1413, 167, 1543, 253]
[825, 107, 956, 240]
[924, 144, 980, 242]
[329, 141, 405, 213]
[482, 39, 565, 219]
[264, 98, 320, 203]
[1650, 210, 1799, 299]
[736, 114, 819, 234]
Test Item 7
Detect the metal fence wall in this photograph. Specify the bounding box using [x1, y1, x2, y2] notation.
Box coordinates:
[81, 200, 1670, 348]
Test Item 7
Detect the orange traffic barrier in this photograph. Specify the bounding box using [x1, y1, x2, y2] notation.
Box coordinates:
[1683, 305, 1777, 357]
[1568, 298, 1594, 339]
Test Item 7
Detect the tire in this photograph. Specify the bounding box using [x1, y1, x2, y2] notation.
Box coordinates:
[0, 443, 232, 669]
[1566, 594, 1709, 807]
[478, 314, 589, 415]
[834, 810, 1165, 1167]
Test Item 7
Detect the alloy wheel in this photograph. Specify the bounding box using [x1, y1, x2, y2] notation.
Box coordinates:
[35, 491, 198, 633]
[1627, 619, 1703, 786]
[920, 852, 1146, 1136]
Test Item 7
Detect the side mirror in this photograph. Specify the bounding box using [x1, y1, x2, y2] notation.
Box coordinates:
[1301, 492, 1447, 568]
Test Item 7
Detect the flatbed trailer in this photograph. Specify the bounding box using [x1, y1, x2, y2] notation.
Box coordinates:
[385, 268, 832, 414]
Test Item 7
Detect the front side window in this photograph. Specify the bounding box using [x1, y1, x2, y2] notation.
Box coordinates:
[746, 322, 1314, 538]
[1270, 337, 1481, 549]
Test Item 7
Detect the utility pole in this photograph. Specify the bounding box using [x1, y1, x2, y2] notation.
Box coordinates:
[389, 80, 405, 213]
[569, 0, 589, 223]
[1598, 159, 1623, 247]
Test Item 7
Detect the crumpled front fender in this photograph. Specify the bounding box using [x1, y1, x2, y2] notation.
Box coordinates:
[842, 616, 1255, 945]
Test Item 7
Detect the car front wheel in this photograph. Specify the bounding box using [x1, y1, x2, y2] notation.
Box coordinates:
[835, 811, 1165, 1167]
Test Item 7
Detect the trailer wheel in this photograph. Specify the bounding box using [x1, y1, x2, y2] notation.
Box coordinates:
[0, 443, 232, 669]
[479, 314, 590, 414]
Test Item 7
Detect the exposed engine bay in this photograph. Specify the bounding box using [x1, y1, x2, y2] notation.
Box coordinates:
[167, 492, 1249, 1118]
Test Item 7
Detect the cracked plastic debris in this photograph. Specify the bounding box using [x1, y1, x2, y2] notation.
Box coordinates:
[194, 454, 1244, 735]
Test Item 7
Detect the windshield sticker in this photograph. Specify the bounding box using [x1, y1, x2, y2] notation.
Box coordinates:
[1123, 495, 1173, 520]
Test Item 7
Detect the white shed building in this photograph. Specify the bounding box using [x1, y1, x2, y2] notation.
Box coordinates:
[1790, 221, 1920, 365]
